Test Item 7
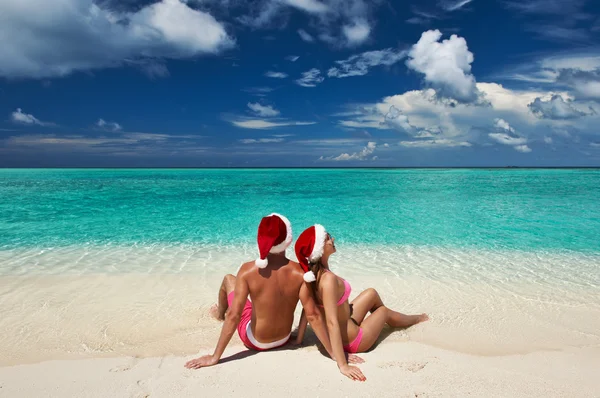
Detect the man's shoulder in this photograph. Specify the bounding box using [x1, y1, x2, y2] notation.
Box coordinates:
[237, 261, 256, 277]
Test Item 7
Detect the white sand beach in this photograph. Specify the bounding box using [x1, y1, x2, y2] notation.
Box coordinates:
[1, 264, 599, 397]
[1, 246, 599, 396]
[1, 343, 599, 397]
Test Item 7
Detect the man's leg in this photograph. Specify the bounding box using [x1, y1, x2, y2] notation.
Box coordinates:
[210, 274, 236, 320]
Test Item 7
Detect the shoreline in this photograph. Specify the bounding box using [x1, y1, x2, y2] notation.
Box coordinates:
[1, 342, 598, 397]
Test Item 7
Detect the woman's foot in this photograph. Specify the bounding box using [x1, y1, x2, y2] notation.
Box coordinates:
[416, 313, 429, 324]
[209, 303, 224, 320]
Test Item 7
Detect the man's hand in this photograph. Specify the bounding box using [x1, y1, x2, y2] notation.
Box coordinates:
[184, 355, 218, 369]
[339, 364, 366, 382]
[347, 354, 365, 364]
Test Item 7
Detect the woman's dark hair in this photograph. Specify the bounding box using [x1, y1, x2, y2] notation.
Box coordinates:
[308, 259, 327, 304]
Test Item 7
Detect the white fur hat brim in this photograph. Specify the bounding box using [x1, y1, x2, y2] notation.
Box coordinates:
[308, 224, 326, 262]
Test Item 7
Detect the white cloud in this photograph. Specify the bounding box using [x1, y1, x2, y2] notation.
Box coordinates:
[488, 133, 527, 146]
[384, 106, 416, 133]
[265, 71, 288, 78]
[544, 136, 553, 144]
[97, 118, 122, 132]
[406, 30, 481, 103]
[284, 0, 329, 13]
[336, 82, 555, 151]
[242, 86, 275, 97]
[285, 55, 300, 62]
[297, 29, 315, 42]
[0, 0, 234, 79]
[239, 138, 285, 144]
[489, 118, 530, 150]
[11, 108, 52, 126]
[244, 0, 377, 48]
[399, 139, 471, 147]
[514, 144, 532, 153]
[3, 132, 209, 156]
[327, 48, 407, 78]
[528, 95, 592, 119]
[439, 0, 474, 11]
[231, 119, 316, 129]
[296, 68, 324, 87]
[321, 141, 377, 161]
[342, 19, 371, 46]
[247, 103, 280, 117]
[494, 118, 515, 133]
[338, 120, 384, 129]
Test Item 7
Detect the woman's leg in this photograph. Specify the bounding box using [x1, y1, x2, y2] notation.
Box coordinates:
[356, 306, 429, 352]
[350, 288, 384, 324]
[209, 274, 236, 320]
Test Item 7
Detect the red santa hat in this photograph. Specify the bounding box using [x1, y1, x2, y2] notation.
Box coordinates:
[255, 213, 293, 268]
[294, 224, 327, 283]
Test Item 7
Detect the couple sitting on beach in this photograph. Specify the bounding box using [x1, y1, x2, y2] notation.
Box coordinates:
[185, 213, 428, 381]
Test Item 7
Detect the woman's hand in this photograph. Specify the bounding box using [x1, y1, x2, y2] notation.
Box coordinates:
[347, 354, 365, 364]
[184, 354, 218, 369]
[339, 364, 366, 381]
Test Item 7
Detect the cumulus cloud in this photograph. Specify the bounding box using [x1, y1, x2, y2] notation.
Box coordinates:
[327, 48, 407, 78]
[296, 68, 324, 87]
[488, 133, 527, 146]
[494, 118, 515, 133]
[96, 118, 122, 132]
[321, 141, 377, 161]
[265, 71, 288, 78]
[528, 95, 592, 120]
[406, 30, 481, 103]
[11, 108, 53, 126]
[247, 103, 280, 117]
[231, 119, 316, 129]
[488, 118, 531, 152]
[557, 69, 600, 99]
[383, 106, 416, 133]
[285, 55, 300, 62]
[342, 19, 371, 46]
[0, 0, 234, 79]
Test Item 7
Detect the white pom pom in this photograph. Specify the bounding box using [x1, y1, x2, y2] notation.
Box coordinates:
[255, 258, 268, 268]
[303, 271, 316, 283]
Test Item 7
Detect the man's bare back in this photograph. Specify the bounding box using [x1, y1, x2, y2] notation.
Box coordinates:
[237, 255, 305, 342]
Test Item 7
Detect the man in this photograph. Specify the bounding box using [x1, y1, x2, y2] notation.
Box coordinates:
[185, 213, 346, 369]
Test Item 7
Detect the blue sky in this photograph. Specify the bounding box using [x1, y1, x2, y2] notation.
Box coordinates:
[1, 0, 600, 167]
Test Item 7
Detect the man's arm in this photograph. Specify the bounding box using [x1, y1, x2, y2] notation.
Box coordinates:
[299, 282, 334, 358]
[185, 273, 250, 369]
[292, 309, 307, 345]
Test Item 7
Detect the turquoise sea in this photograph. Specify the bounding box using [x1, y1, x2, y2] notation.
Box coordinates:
[1, 168, 599, 252]
[1, 168, 599, 364]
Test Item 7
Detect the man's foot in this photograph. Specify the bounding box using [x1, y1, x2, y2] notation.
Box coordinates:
[209, 304, 224, 321]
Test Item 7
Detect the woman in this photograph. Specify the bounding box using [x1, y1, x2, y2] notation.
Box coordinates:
[293, 224, 429, 381]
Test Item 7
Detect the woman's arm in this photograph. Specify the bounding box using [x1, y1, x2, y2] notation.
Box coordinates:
[320, 273, 366, 381]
